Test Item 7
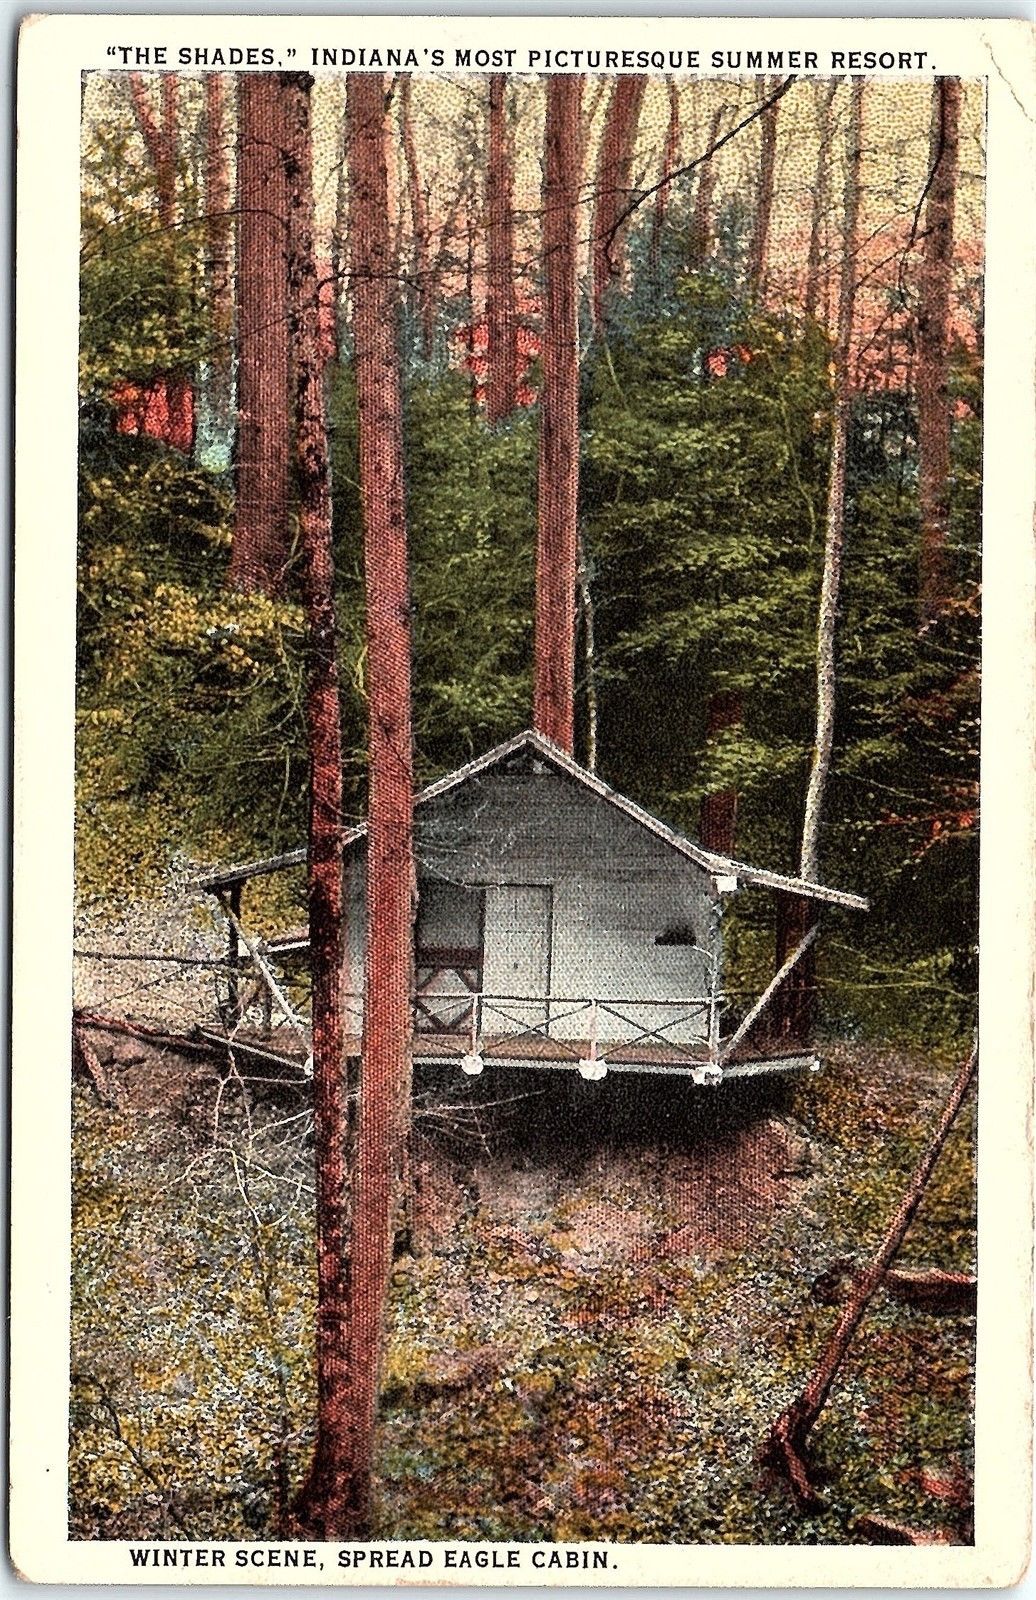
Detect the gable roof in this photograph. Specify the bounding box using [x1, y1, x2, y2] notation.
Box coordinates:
[195, 728, 868, 911]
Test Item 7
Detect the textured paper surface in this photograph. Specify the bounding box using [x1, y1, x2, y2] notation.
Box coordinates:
[11, 13, 1036, 1585]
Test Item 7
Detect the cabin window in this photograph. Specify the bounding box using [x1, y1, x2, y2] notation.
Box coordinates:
[655, 923, 698, 946]
[416, 880, 484, 955]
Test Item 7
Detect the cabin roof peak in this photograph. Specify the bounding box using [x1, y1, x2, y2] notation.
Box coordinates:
[195, 727, 867, 910]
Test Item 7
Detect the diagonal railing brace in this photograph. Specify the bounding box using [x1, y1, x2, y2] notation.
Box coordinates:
[718, 922, 820, 1066]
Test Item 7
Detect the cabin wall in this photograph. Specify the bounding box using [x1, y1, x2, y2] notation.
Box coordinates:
[344, 767, 715, 1043]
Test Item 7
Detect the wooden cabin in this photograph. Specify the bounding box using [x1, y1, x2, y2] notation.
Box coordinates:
[196, 730, 867, 1084]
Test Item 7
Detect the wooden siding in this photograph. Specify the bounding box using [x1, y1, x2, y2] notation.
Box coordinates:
[344, 765, 714, 1043]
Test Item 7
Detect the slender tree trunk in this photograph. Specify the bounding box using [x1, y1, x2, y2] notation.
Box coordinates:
[127, 72, 192, 452]
[917, 77, 962, 628]
[763, 1043, 978, 1506]
[329, 86, 349, 362]
[688, 103, 726, 269]
[397, 74, 434, 359]
[591, 74, 646, 330]
[650, 79, 681, 267]
[485, 74, 517, 424]
[279, 74, 352, 1538]
[747, 75, 780, 294]
[534, 74, 583, 754]
[197, 73, 235, 472]
[343, 68, 416, 1538]
[804, 81, 840, 324]
[128, 71, 177, 231]
[699, 689, 742, 855]
[799, 81, 864, 883]
[229, 74, 292, 595]
[576, 534, 598, 774]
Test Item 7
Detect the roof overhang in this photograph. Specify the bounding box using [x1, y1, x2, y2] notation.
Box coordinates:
[193, 729, 868, 912]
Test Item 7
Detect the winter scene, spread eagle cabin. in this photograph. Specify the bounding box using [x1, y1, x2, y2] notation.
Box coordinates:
[197, 730, 867, 1085]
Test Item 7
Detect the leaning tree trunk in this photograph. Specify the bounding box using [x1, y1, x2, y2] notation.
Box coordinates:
[804, 81, 840, 324]
[747, 75, 780, 294]
[763, 1043, 978, 1506]
[917, 77, 962, 629]
[485, 74, 517, 424]
[800, 80, 864, 884]
[591, 74, 646, 330]
[534, 74, 584, 755]
[341, 68, 417, 1539]
[284, 71, 354, 1540]
[229, 73, 292, 596]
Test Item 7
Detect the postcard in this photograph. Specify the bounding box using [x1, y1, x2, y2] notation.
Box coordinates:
[11, 12, 1036, 1586]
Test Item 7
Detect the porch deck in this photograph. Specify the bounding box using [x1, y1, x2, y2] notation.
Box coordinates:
[199, 1021, 818, 1083]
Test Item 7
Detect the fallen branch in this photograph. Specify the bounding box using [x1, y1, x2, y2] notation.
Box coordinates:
[72, 1024, 118, 1108]
[761, 1042, 977, 1507]
[853, 1513, 955, 1547]
[74, 1010, 222, 1059]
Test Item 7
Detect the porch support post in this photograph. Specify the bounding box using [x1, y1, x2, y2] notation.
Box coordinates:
[720, 921, 820, 1065]
[226, 882, 243, 1025]
[707, 893, 725, 1064]
[773, 892, 820, 1046]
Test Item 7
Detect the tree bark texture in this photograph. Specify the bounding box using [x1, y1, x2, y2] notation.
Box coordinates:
[917, 77, 962, 628]
[128, 71, 178, 231]
[747, 76, 780, 294]
[534, 74, 583, 755]
[698, 688, 742, 855]
[229, 73, 292, 596]
[280, 73, 353, 1541]
[197, 73, 235, 472]
[650, 79, 682, 266]
[804, 81, 840, 324]
[688, 103, 726, 269]
[763, 1043, 977, 1506]
[485, 75, 518, 424]
[344, 68, 417, 1539]
[591, 75, 646, 329]
[397, 74, 435, 360]
[770, 892, 818, 1045]
[799, 80, 864, 884]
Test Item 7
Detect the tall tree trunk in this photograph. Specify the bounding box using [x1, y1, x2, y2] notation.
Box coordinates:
[650, 79, 681, 267]
[329, 85, 349, 362]
[534, 74, 583, 754]
[128, 71, 177, 231]
[576, 534, 598, 774]
[747, 75, 780, 294]
[800, 81, 865, 884]
[917, 77, 962, 628]
[284, 71, 353, 1540]
[699, 688, 742, 855]
[127, 72, 192, 452]
[197, 73, 235, 472]
[591, 75, 646, 330]
[397, 74, 434, 359]
[763, 1043, 978, 1506]
[229, 74, 292, 595]
[688, 103, 725, 269]
[343, 68, 416, 1538]
[804, 81, 840, 324]
[485, 74, 517, 424]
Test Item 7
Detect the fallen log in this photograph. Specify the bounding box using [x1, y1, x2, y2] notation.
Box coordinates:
[812, 1260, 976, 1315]
[884, 1266, 976, 1315]
[74, 1010, 222, 1059]
[761, 1042, 978, 1508]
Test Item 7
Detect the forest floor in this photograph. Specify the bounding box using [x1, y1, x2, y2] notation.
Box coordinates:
[70, 1032, 975, 1545]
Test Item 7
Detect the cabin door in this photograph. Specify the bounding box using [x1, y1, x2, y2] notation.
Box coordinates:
[482, 884, 552, 1033]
